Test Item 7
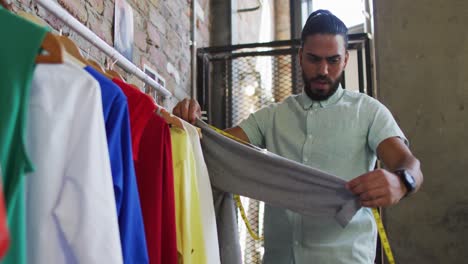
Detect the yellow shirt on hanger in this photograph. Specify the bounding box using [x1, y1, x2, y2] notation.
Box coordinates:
[170, 127, 206, 264]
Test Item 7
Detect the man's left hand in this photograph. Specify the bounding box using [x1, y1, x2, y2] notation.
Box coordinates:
[346, 169, 407, 207]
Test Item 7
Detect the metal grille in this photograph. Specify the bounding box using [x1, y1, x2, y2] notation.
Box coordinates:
[197, 34, 373, 264]
[236, 196, 264, 264]
[228, 52, 303, 126]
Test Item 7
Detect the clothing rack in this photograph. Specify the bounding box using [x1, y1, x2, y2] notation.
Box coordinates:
[35, 0, 174, 99]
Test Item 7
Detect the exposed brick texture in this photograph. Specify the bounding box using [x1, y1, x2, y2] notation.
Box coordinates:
[88, 0, 104, 14]
[58, 0, 88, 23]
[11, 0, 211, 103]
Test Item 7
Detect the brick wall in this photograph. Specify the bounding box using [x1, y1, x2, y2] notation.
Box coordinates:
[10, 0, 211, 107]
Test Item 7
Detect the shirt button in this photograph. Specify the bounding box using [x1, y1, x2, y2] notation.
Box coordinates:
[308, 134, 312, 139]
[303, 157, 308, 162]
[294, 241, 299, 246]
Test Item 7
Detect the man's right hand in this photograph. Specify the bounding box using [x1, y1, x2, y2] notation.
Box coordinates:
[172, 98, 202, 124]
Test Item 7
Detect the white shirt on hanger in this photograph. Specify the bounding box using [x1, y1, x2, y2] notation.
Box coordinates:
[25, 62, 123, 264]
[182, 121, 221, 264]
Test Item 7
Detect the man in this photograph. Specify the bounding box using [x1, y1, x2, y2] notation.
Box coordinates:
[173, 9, 423, 264]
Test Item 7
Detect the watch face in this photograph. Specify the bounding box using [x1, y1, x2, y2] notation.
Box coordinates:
[404, 172, 413, 183]
[403, 171, 416, 190]
[395, 169, 416, 195]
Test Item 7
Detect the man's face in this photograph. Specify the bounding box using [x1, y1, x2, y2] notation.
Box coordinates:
[299, 34, 349, 101]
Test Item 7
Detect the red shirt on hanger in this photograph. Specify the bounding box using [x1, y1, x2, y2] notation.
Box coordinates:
[135, 114, 178, 264]
[113, 79, 177, 264]
[112, 78, 156, 161]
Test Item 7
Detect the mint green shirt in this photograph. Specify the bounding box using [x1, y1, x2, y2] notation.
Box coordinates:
[239, 87, 407, 264]
[0, 7, 47, 264]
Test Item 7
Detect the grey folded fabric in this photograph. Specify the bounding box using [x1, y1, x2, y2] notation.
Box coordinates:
[196, 119, 361, 227]
[211, 188, 242, 264]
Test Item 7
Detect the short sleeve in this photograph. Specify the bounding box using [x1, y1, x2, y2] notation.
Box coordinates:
[367, 99, 408, 153]
[238, 105, 274, 148]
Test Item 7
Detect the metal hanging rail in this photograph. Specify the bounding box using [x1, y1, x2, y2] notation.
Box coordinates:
[35, 0, 173, 98]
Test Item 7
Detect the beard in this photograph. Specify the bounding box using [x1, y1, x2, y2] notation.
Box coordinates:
[302, 71, 343, 101]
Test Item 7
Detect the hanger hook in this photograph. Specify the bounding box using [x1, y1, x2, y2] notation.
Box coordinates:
[110, 58, 118, 70]
[85, 48, 90, 60]
[153, 89, 158, 103]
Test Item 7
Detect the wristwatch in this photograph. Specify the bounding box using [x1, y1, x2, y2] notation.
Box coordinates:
[394, 169, 416, 197]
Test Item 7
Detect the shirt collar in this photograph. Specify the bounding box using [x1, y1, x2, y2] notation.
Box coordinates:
[298, 85, 344, 110]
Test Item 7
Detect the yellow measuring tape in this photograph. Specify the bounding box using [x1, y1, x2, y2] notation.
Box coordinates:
[206, 123, 395, 262]
[372, 208, 395, 264]
[234, 194, 264, 241]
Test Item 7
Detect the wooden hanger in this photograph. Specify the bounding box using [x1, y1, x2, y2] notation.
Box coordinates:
[105, 59, 124, 80]
[87, 58, 114, 78]
[56, 35, 88, 64]
[55, 35, 110, 77]
[87, 58, 104, 72]
[156, 107, 185, 130]
[36, 33, 64, 64]
[106, 69, 124, 80]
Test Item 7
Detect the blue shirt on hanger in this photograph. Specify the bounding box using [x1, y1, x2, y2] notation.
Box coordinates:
[85, 66, 149, 264]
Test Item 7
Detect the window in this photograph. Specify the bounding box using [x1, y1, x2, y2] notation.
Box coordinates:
[302, 0, 365, 28]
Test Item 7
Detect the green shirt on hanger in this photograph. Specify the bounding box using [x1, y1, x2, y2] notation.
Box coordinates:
[0, 7, 48, 264]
